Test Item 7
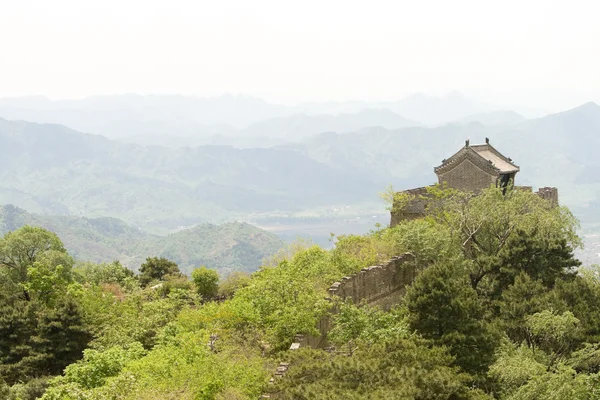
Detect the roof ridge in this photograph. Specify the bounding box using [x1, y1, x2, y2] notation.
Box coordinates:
[435, 141, 519, 175]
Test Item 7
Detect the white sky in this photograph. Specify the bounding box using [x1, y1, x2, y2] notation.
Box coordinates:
[0, 0, 599, 109]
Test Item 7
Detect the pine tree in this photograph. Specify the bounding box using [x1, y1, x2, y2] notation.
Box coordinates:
[404, 260, 499, 375]
[35, 299, 93, 376]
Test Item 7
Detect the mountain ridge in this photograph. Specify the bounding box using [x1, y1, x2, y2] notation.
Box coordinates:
[0, 117, 383, 230]
[0, 204, 283, 275]
[0, 92, 549, 142]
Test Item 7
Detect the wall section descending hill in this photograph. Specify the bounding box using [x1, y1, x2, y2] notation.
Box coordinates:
[296, 253, 417, 349]
[328, 253, 417, 310]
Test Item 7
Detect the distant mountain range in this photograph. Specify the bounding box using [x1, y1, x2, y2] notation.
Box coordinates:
[115, 108, 420, 148]
[242, 108, 419, 140]
[1, 97, 600, 245]
[0, 92, 551, 146]
[284, 102, 600, 214]
[0, 205, 283, 275]
[456, 110, 526, 126]
[0, 116, 384, 231]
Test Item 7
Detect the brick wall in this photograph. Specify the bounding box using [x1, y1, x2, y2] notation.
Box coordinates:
[437, 158, 497, 192]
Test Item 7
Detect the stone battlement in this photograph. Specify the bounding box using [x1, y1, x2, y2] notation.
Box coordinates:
[328, 253, 416, 309]
[391, 185, 559, 227]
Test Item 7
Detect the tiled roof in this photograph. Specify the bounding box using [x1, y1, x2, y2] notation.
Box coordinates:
[435, 141, 520, 175]
[470, 144, 519, 173]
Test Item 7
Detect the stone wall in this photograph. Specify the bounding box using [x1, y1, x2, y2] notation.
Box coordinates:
[515, 185, 533, 193]
[264, 254, 419, 398]
[516, 186, 559, 205]
[436, 158, 498, 192]
[328, 253, 417, 310]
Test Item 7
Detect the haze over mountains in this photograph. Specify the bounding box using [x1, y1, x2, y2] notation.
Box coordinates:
[1, 91, 600, 261]
[0, 92, 548, 146]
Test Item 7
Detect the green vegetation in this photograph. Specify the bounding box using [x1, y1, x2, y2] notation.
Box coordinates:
[2, 185, 600, 399]
[191, 266, 220, 300]
[138, 257, 181, 287]
[0, 205, 284, 275]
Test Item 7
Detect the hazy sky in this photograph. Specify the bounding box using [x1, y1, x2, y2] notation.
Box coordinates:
[1, 0, 598, 110]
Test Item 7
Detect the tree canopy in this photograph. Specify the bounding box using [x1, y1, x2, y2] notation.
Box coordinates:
[1, 186, 599, 399]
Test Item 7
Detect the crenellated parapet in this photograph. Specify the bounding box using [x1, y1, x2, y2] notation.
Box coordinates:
[328, 253, 417, 310]
[536, 187, 559, 206]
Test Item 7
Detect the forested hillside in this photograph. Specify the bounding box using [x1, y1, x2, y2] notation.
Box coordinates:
[2, 185, 599, 399]
[0, 205, 283, 275]
[0, 117, 381, 232]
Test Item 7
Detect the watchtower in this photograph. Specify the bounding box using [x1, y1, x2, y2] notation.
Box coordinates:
[389, 139, 557, 227]
[434, 138, 519, 192]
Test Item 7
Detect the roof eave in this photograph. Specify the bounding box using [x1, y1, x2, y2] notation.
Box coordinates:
[499, 167, 520, 174]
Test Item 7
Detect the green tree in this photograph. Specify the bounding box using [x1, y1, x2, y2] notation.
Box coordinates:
[218, 271, 251, 297]
[35, 298, 94, 376]
[329, 302, 409, 346]
[192, 266, 220, 300]
[404, 260, 499, 374]
[0, 378, 8, 399]
[495, 273, 565, 345]
[489, 342, 598, 400]
[0, 296, 92, 385]
[489, 342, 547, 395]
[554, 269, 600, 344]
[570, 343, 600, 374]
[87, 291, 188, 351]
[231, 248, 331, 350]
[491, 230, 580, 298]
[0, 226, 70, 301]
[0, 293, 38, 385]
[5, 377, 50, 400]
[426, 185, 581, 296]
[42, 343, 146, 397]
[525, 310, 581, 362]
[22, 264, 69, 306]
[138, 257, 180, 287]
[274, 337, 489, 399]
[506, 365, 596, 400]
[74, 260, 137, 288]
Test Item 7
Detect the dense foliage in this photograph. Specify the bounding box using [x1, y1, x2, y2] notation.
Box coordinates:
[1, 185, 599, 399]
